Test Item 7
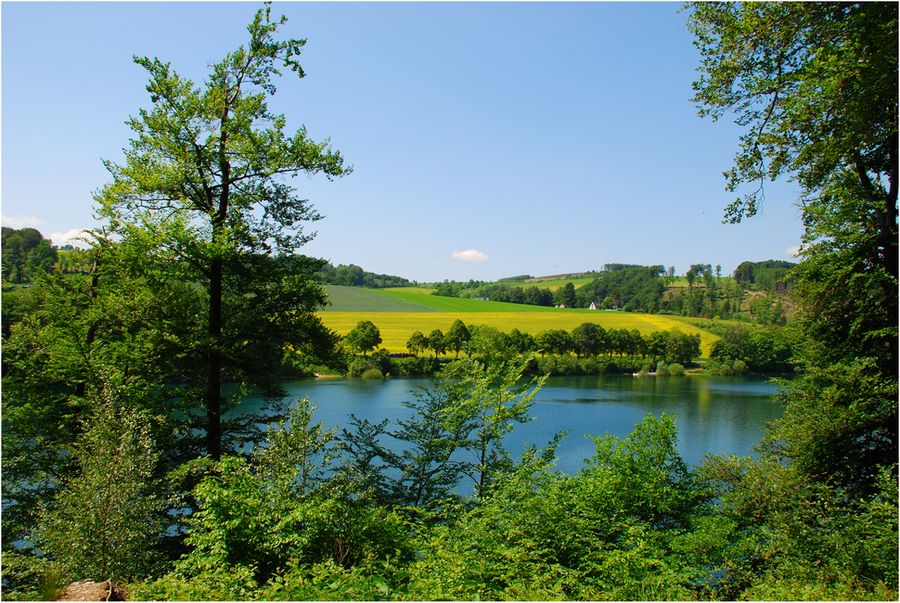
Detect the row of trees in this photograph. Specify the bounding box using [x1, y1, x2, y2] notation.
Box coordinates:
[317, 262, 413, 288]
[347, 318, 704, 366]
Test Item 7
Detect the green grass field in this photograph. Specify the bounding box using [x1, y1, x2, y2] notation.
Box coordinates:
[323, 285, 437, 312]
[520, 277, 594, 290]
[319, 286, 718, 356]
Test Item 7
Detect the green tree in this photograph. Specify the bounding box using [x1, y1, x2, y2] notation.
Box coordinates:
[40, 377, 165, 582]
[689, 0, 898, 486]
[556, 282, 577, 308]
[535, 328, 573, 356]
[386, 386, 472, 509]
[571, 322, 604, 358]
[465, 324, 513, 362]
[442, 358, 545, 499]
[689, 3, 897, 249]
[507, 328, 536, 355]
[1, 227, 58, 284]
[427, 329, 446, 358]
[691, 4, 898, 596]
[406, 330, 427, 356]
[345, 320, 381, 356]
[95, 4, 348, 459]
[444, 319, 471, 358]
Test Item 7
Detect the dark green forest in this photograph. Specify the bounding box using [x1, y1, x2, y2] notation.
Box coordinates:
[1, 3, 897, 601]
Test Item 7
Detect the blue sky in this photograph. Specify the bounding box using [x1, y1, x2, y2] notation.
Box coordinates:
[2, 2, 804, 282]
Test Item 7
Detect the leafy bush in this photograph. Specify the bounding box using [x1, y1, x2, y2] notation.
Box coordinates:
[347, 357, 374, 378]
[390, 355, 437, 376]
[408, 414, 708, 600]
[361, 368, 384, 380]
[0, 551, 69, 601]
[668, 363, 686, 376]
[39, 381, 165, 582]
[137, 401, 415, 595]
[261, 558, 408, 601]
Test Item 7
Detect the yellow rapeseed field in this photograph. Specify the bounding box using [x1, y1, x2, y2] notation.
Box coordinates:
[318, 311, 718, 356]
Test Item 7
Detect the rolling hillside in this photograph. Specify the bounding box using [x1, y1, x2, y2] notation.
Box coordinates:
[319, 286, 719, 356]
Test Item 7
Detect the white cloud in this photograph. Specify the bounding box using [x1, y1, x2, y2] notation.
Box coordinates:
[452, 249, 489, 262]
[48, 228, 91, 248]
[1, 214, 45, 229]
[785, 244, 802, 258]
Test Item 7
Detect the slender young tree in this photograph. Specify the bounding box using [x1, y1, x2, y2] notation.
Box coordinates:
[95, 4, 349, 458]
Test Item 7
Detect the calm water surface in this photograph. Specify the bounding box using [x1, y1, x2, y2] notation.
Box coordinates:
[240, 375, 783, 474]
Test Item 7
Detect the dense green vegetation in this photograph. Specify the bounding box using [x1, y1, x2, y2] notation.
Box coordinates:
[317, 262, 414, 288]
[1, 227, 58, 285]
[1, 2, 896, 601]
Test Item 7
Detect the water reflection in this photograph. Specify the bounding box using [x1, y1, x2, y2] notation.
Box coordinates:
[238, 374, 783, 474]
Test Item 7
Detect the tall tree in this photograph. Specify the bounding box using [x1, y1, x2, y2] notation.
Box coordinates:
[95, 4, 349, 458]
[445, 319, 471, 358]
[345, 320, 382, 356]
[689, 0, 899, 370]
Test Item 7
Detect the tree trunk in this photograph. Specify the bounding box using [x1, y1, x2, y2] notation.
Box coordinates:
[206, 254, 223, 460]
[206, 103, 231, 460]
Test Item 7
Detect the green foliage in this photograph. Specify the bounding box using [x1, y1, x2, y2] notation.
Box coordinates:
[1, 227, 58, 284]
[261, 558, 408, 601]
[690, 4, 899, 597]
[344, 320, 382, 356]
[0, 551, 69, 601]
[317, 262, 413, 289]
[733, 260, 795, 292]
[94, 3, 348, 459]
[385, 385, 472, 509]
[464, 324, 512, 362]
[441, 358, 545, 498]
[405, 330, 427, 355]
[763, 360, 897, 492]
[139, 400, 414, 596]
[39, 378, 166, 581]
[689, 2, 897, 228]
[577, 265, 664, 312]
[709, 323, 794, 372]
[667, 362, 685, 376]
[361, 367, 384, 380]
[408, 415, 709, 600]
[426, 328, 446, 357]
[444, 319, 470, 358]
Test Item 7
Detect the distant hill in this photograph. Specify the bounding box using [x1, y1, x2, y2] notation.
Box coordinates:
[523, 272, 591, 283]
[316, 261, 415, 288]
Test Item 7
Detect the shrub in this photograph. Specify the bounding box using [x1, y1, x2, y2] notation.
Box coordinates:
[580, 356, 607, 375]
[656, 360, 670, 376]
[668, 363, 686, 376]
[391, 355, 437, 377]
[362, 368, 384, 380]
[39, 381, 165, 582]
[348, 357, 374, 378]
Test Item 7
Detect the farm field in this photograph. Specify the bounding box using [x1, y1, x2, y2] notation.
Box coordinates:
[520, 277, 595, 290]
[318, 286, 718, 355]
[323, 285, 436, 312]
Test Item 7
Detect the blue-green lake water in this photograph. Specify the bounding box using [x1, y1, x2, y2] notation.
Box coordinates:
[240, 374, 783, 475]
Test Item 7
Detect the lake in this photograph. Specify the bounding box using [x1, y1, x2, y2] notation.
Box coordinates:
[239, 374, 784, 476]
